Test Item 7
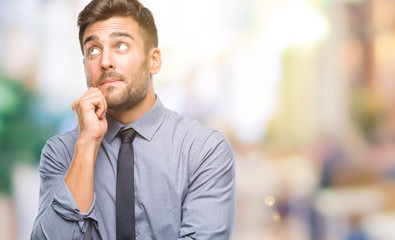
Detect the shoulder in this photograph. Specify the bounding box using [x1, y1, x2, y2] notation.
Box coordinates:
[164, 109, 234, 162]
[164, 109, 227, 142]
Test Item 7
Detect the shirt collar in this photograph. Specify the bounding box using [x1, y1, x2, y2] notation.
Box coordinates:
[104, 97, 167, 143]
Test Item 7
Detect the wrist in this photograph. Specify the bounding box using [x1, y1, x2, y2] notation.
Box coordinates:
[76, 136, 102, 154]
[78, 132, 103, 145]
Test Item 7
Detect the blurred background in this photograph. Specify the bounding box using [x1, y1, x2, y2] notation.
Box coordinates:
[1, 0, 395, 239]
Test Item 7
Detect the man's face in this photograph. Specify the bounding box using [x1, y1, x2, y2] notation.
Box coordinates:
[83, 16, 151, 112]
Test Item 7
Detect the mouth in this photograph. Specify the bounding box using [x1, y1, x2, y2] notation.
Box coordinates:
[100, 78, 122, 87]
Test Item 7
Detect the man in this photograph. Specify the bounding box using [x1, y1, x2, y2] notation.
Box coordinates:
[31, 0, 236, 239]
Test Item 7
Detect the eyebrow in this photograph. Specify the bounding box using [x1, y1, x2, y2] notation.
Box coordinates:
[83, 35, 98, 46]
[110, 31, 134, 40]
[83, 31, 134, 46]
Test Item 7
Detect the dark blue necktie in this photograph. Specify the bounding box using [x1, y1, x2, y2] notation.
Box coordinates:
[116, 128, 136, 240]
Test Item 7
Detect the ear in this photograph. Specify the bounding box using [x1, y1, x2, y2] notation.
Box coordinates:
[149, 48, 162, 75]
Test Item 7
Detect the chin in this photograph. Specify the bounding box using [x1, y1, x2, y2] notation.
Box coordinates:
[102, 86, 121, 97]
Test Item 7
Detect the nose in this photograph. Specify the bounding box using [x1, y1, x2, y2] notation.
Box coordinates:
[100, 49, 115, 71]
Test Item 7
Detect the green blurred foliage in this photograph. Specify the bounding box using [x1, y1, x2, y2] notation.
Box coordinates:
[0, 71, 57, 195]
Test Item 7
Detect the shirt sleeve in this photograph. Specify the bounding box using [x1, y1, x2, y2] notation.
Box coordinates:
[31, 136, 98, 240]
[178, 130, 236, 240]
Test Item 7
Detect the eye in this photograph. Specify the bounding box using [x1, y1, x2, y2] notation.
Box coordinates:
[88, 47, 100, 56]
[115, 43, 128, 51]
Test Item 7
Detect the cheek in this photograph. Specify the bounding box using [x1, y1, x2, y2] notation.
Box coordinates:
[84, 71, 94, 87]
[119, 54, 143, 72]
[85, 62, 101, 85]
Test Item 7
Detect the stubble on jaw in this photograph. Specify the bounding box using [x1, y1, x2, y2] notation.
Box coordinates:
[105, 71, 151, 112]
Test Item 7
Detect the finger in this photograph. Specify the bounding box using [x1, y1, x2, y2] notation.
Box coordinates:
[91, 88, 107, 118]
[73, 88, 101, 110]
[80, 87, 101, 99]
[95, 98, 107, 119]
[84, 88, 107, 118]
[78, 93, 107, 118]
[72, 88, 94, 111]
[72, 87, 107, 119]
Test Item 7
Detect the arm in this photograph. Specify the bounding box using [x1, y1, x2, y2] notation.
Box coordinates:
[178, 131, 236, 240]
[66, 87, 108, 212]
[31, 88, 107, 239]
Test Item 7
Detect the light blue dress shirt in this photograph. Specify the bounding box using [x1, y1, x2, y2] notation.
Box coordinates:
[31, 98, 236, 240]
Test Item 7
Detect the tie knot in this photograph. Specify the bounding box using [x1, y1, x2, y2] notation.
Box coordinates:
[119, 128, 136, 143]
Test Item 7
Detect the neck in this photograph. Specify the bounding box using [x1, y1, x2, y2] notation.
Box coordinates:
[108, 88, 156, 124]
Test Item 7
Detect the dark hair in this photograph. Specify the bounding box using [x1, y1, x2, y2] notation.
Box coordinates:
[78, 0, 158, 54]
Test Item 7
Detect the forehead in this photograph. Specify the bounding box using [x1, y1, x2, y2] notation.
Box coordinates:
[83, 16, 141, 41]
